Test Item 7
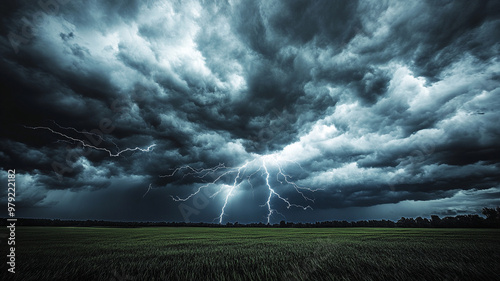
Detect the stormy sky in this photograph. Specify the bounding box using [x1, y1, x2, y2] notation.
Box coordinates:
[1, 0, 499, 223]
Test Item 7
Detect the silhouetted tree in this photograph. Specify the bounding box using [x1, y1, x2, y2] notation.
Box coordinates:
[482, 207, 500, 227]
[482, 207, 499, 220]
[431, 215, 441, 227]
[415, 217, 431, 227]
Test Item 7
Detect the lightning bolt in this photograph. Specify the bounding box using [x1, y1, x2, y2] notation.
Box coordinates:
[26, 123, 316, 224]
[24, 125, 155, 156]
[163, 154, 317, 224]
[50, 120, 121, 152]
[143, 183, 154, 198]
[262, 157, 312, 224]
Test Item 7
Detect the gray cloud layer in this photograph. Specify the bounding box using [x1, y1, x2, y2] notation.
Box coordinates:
[1, 0, 499, 222]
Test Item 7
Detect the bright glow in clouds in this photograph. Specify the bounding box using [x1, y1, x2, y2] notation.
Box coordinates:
[3, 0, 499, 222]
[164, 152, 318, 224]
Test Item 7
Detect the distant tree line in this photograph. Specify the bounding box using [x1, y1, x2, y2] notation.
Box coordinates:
[2, 207, 499, 228]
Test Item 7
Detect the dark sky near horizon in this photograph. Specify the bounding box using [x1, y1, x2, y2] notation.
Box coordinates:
[1, 0, 500, 223]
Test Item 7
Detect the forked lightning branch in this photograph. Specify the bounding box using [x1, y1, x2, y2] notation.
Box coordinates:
[27, 124, 320, 224]
[162, 155, 320, 224]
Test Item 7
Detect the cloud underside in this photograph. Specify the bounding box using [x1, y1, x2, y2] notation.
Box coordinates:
[0, 0, 499, 221]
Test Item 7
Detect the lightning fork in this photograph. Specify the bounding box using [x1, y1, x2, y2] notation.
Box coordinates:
[25, 125, 155, 157]
[164, 155, 315, 224]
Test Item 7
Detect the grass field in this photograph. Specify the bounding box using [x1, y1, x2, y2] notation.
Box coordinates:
[2, 227, 500, 280]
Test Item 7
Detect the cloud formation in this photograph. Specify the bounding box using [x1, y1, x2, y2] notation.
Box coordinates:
[0, 0, 499, 222]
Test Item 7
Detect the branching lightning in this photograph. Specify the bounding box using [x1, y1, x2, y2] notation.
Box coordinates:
[218, 161, 250, 224]
[26, 123, 317, 224]
[24, 124, 155, 156]
[50, 121, 121, 152]
[162, 155, 318, 224]
[143, 183, 154, 198]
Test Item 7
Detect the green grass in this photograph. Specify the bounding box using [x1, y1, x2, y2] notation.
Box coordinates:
[2, 227, 500, 280]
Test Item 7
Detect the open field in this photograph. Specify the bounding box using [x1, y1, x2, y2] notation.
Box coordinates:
[2, 227, 500, 280]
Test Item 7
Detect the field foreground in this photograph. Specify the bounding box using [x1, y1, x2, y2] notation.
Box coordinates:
[2, 227, 500, 280]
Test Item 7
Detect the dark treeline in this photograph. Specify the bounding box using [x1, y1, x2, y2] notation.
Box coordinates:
[3, 207, 499, 228]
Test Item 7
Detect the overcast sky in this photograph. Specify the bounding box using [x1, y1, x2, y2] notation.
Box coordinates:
[1, 0, 499, 223]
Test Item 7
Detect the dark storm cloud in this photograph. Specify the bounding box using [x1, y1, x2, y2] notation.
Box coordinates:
[1, 0, 499, 222]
